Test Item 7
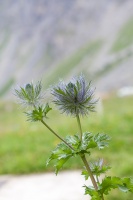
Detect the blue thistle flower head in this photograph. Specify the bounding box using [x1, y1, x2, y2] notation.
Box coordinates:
[51, 75, 98, 117]
[15, 81, 43, 107]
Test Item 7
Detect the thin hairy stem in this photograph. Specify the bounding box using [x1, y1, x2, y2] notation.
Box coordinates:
[81, 154, 98, 190]
[40, 119, 74, 150]
[76, 115, 104, 199]
[81, 155, 105, 200]
[76, 114, 83, 141]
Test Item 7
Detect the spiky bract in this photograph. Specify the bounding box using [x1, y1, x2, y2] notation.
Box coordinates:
[51, 75, 98, 116]
[15, 81, 42, 107]
[26, 103, 52, 122]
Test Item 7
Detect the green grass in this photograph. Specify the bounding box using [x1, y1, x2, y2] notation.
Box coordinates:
[43, 39, 103, 87]
[111, 17, 133, 52]
[0, 96, 133, 199]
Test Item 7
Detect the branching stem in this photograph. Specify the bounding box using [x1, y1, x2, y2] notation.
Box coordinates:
[76, 114, 104, 200]
[76, 115, 98, 189]
[81, 155, 104, 200]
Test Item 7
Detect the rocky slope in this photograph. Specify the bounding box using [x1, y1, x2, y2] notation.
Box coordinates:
[0, 0, 133, 98]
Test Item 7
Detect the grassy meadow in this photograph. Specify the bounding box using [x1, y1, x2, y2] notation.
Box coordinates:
[0, 95, 133, 199]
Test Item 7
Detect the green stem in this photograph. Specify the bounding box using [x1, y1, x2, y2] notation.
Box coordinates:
[76, 115, 104, 200]
[40, 119, 74, 151]
[76, 115, 98, 189]
[81, 155, 104, 200]
[76, 114, 83, 141]
[81, 154, 98, 190]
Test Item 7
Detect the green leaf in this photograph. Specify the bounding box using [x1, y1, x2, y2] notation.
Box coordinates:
[84, 185, 101, 200]
[119, 177, 133, 193]
[66, 132, 97, 154]
[54, 155, 72, 175]
[94, 133, 111, 149]
[99, 176, 118, 195]
[47, 142, 73, 174]
[44, 103, 52, 115]
[66, 135, 81, 149]
[99, 176, 133, 196]
[26, 104, 52, 121]
[90, 159, 111, 176]
[47, 132, 111, 175]
[118, 185, 129, 192]
[82, 159, 111, 180]
[81, 132, 97, 150]
[80, 132, 110, 152]
[82, 169, 89, 180]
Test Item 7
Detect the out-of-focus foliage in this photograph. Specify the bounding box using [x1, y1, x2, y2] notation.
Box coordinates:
[0, 96, 133, 200]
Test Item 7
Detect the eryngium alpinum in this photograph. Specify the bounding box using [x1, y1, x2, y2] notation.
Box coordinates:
[51, 75, 98, 116]
[15, 81, 42, 107]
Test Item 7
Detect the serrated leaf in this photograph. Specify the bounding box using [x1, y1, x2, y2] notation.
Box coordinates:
[66, 135, 81, 149]
[81, 132, 110, 152]
[87, 140, 97, 149]
[120, 177, 133, 193]
[47, 132, 111, 175]
[118, 185, 129, 192]
[94, 133, 110, 149]
[82, 132, 93, 141]
[99, 176, 133, 196]
[81, 132, 97, 150]
[90, 159, 111, 176]
[82, 159, 111, 180]
[84, 185, 101, 200]
[44, 103, 52, 115]
[26, 104, 52, 121]
[99, 176, 118, 195]
[82, 169, 89, 180]
[55, 155, 72, 175]
[66, 132, 97, 154]
[47, 142, 73, 174]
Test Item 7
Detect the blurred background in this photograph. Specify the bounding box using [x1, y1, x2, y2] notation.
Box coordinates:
[0, 0, 133, 200]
